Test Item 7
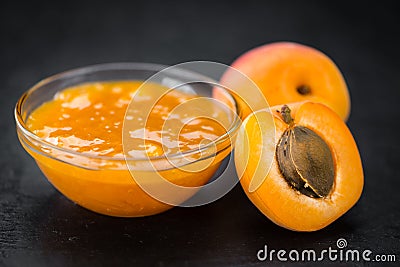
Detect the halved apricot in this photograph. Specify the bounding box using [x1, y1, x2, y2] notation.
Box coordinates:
[227, 42, 351, 120]
[235, 101, 363, 231]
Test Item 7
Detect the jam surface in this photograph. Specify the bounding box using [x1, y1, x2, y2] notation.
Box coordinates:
[27, 81, 231, 159]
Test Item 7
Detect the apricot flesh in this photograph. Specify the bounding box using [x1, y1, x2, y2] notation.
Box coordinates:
[235, 102, 363, 231]
[228, 42, 351, 120]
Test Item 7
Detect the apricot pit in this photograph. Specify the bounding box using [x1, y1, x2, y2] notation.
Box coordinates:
[276, 105, 334, 198]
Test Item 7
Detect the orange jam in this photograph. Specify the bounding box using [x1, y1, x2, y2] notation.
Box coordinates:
[27, 81, 232, 158]
[25, 81, 234, 217]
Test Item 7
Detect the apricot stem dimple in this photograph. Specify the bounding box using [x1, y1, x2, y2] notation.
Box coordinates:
[296, 85, 312, 95]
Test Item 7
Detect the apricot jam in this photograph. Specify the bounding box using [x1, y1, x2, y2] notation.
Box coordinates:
[24, 81, 234, 217]
[27, 81, 229, 158]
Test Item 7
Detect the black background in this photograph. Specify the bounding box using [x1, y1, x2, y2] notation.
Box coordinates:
[1, 1, 399, 266]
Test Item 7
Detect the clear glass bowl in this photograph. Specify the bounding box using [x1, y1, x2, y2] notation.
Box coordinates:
[15, 63, 240, 217]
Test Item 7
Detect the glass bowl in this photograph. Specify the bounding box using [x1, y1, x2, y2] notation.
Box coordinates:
[15, 63, 240, 217]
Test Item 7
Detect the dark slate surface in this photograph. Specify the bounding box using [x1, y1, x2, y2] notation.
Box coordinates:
[1, 1, 399, 266]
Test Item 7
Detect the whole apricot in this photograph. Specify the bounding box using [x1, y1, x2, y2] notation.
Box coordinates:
[226, 42, 351, 120]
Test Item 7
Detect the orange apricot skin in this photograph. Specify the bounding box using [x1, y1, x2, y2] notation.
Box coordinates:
[229, 42, 351, 121]
[235, 102, 363, 231]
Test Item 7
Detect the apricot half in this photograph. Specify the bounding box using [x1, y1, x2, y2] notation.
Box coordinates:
[235, 102, 363, 231]
[228, 42, 351, 120]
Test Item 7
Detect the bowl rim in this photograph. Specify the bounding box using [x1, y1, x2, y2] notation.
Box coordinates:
[15, 62, 241, 163]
